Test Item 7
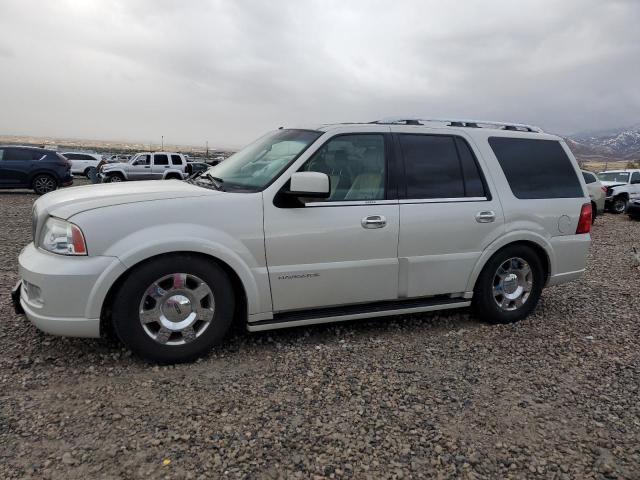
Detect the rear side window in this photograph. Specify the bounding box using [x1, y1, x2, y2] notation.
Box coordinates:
[171, 154, 182, 165]
[489, 137, 583, 199]
[154, 154, 169, 165]
[3, 148, 40, 161]
[631, 172, 640, 184]
[582, 171, 596, 184]
[399, 134, 486, 199]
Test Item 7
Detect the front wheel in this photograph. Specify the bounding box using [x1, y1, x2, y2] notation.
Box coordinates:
[111, 255, 236, 363]
[106, 173, 124, 183]
[472, 245, 544, 324]
[611, 196, 628, 214]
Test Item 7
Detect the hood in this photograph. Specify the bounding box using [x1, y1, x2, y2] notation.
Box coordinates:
[599, 181, 626, 188]
[35, 180, 219, 220]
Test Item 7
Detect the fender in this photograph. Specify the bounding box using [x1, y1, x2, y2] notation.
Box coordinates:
[464, 230, 555, 293]
[161, 169, 186, 180]
[100, 224, 269, 316]
[104, 167, 129, 180]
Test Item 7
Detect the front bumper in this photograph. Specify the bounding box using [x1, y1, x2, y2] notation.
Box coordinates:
[17, 243, 124, 338]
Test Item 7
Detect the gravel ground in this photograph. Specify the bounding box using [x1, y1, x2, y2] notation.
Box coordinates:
[1, 183, 639, 479]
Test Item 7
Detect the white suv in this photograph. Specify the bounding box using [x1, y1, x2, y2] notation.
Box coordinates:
[62, 152, 103, 177]
[14, 118, 592, 363]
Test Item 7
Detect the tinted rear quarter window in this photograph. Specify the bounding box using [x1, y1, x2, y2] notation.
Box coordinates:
[489, 137, 582, 199]
[171, 154, 182, 165]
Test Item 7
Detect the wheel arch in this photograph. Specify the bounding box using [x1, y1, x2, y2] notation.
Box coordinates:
[466, 233, 553, 293]
[99, 250, 250, 337]
[29, 170, 60, 187]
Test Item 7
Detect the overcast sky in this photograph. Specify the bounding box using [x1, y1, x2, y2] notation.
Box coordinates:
[0, 0, 638, 148]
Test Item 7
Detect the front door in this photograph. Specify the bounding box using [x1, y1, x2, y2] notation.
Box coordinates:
[264, 133, 400, 312]
[392, 129, 505, 297]
[128, 154, 153, 180]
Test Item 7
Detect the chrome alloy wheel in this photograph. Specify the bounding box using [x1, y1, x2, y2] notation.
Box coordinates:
[492, 257, 533, 311]
[109, 175, 122, 182]
[34, 176, 56, 193]
[139, 273, 215, 345]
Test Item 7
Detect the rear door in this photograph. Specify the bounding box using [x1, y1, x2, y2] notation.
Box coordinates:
[392, 129, 505, 297]
[151, 153, 170, 179]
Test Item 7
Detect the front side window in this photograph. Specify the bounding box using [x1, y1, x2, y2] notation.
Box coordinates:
[489, 137, 583, 199]
[154, 154, 169, 166]
[631, 172, 640, 184]
[299, 134, 386, 201]
[133, 154, 150, 166]
[204, 129, 322, 190]
[598, 172, 629, 183]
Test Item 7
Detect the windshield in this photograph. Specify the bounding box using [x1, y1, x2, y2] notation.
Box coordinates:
[598, 172, 629, 183]
[202, 129, 322, 190]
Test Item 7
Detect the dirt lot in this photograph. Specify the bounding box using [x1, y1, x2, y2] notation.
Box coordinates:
[1, 182, 639, 479]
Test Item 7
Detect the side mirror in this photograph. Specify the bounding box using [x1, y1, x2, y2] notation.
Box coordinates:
[287, 172, 330, 198]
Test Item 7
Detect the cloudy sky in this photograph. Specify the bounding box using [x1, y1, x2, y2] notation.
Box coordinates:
[0, 0, 638, 148]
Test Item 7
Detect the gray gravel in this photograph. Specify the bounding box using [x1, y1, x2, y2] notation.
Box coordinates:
[1, 184, 639, 479]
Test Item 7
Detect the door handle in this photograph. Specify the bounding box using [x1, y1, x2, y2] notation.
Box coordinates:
[475, 211, 496, 223]
[144, 166, 150, 168]
[164, 166, 169, 168]
[361, 215, 386, 229]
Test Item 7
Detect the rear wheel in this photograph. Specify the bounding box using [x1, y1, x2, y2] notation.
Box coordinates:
[111, 255, 235, 363]
[591, 202, 597, 224]
[473, 245, 544, 324]
[32, 174, 58, 195]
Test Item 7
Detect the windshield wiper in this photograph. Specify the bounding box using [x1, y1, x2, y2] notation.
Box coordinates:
[203, 172, 225, 190]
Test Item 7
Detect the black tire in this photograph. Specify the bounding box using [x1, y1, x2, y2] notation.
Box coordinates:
[106, 173, 125, 183]
[472, 244, 544, 324]
[611, 196, 628, 214]
[32, 174, 58, 195]
[591, 202, 597, 224]
[111, 254, 235, 363]
[84, 166, 98, 178]
[165, 174, 182, 180]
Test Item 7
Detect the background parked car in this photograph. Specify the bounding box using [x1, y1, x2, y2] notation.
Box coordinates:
[99, 152, 188, 182]
[0, 145, 73, 194]
[62, 152, 104, 178]
[581, 170, 606, 222]
[185, 161, 209, 177]
[627, 199, 640, 220]
[597, 169, 640, 213]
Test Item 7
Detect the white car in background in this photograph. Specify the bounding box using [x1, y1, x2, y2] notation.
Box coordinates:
[14, 118, 592, 363]
[62, 152, 103, 177]
[597, 169, 640, 213]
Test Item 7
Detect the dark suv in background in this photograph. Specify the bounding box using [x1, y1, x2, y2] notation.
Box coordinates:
[0, 146, 73, 194]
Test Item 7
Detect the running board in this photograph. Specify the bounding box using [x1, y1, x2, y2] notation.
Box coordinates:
[247, 296, 471, 332]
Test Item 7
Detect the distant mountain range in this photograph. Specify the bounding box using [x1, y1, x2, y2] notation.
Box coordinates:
[567, 124, 640, 160]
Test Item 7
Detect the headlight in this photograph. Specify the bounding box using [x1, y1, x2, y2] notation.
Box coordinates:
[39, 217, 87, 255]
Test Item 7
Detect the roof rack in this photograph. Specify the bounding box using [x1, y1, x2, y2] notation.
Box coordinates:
[372, 117, 543, 133]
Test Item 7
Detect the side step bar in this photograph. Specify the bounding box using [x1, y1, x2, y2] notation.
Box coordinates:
[247, 296, 471, 332]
